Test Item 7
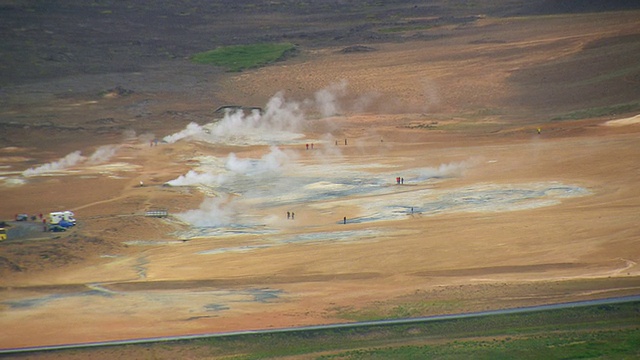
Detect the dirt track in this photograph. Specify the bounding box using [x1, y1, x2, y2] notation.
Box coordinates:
[1, 4, 640, 351]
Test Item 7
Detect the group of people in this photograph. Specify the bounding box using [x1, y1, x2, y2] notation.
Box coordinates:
[286, 211, 295, 220]
[395, 177, 404, 185]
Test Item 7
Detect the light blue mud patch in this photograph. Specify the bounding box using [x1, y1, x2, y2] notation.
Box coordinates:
[198, 244, 271, 255]
[277, 230, 381, 244]
[421, 184, 588, 214]
[174, 224, 277, 240]
[4, 287, 285, 315]
[345, 183, 589, 224]
[2, 290, 114, 309]
[197, 230, 381, 255]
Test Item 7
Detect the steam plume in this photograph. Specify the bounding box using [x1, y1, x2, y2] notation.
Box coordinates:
[162, 82, 356, 145]
[22, 151, 86, 176]
[166, 170, 227, 187]
[162, 122, 204, 144]
[416, 159, 479, 180]
[314, 80, 347, 117]
[175, 195, 238, 227]
[21, 144, 120, 177]
[87, 145, 119, 164]
[225, 146, 293, 176]
[167, 146, 296, 187]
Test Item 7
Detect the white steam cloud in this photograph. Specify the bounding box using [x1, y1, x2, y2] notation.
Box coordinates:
[162, 92, 306, 145]
[22, 151, 86, 176]
[162, 82, 358, 146]
[22, 145, 120, 177]
[162, 122, 204, 144]
[225, 146, 293, 176]
[175, 195, 238, 227]
[314, 80, 348, 117]
[416, 159, 479, 180]
[87, 145, 119, 164]
[166, 170, 227, 187]
[167, 146, 297, 187]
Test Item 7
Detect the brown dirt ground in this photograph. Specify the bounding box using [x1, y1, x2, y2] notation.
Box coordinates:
[1, 9, 640, 357]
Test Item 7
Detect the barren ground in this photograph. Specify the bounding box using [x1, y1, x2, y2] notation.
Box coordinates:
[1, 2, 639, 355]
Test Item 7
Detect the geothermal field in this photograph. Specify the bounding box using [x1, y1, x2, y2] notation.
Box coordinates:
[1, 1, 639, 352]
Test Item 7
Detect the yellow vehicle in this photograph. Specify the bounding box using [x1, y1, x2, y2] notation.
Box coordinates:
[0, 227, 6, 241]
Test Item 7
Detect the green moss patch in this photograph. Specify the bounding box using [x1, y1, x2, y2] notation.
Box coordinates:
[191, 43, 296, 72]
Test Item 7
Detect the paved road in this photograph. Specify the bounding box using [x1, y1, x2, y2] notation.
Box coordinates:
[2, 294, 639, 354]
[2, 220, 57, 241]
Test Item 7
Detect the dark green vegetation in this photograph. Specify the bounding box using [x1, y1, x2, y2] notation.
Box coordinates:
[317, 329, 640, 359]
[192, 43, 296, 72]
[192, 302, 640, 359]
[551, 101, 640, 121]
[2, 0, 638, 86]
[1, 0, 639, 124]
[30, 301, 637, 359]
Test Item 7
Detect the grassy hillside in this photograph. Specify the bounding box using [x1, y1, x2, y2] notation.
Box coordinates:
[20, 301, 640, 359]
[192, 43, 296, 72]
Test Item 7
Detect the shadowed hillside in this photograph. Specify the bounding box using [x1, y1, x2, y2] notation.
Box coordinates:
[3, 0, 638, 86]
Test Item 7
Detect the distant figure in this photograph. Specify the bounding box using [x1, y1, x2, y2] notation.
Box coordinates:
[396, 177, 400, 185]
[537, 128, 541, 135]
[344, 216, 347, 224]
[401, 177, 404, 185]
[291, 212, 295, 220]
[287, 211, 290, 219]
[411, 207, 414, 214]
[344, 139, 348, 145]
[306, 144, 309, 150]
[139, 181, 144, 187]
[335, 140, 338, 146]
[311, 143, 314, 149]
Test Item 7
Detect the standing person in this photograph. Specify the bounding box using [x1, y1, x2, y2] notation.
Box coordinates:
[306, 144, 309, 150]
[287, 211, 290, 220]
[401, 177, 404, 185]
[291, 212, 295, 220]
[343, 216, 347, 224]
[344, 139, 347, 145]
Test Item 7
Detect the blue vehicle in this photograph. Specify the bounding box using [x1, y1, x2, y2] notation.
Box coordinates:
[49, 224, 67, 232]
[58, 220, 74, 228]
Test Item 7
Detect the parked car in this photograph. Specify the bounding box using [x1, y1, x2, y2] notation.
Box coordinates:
[16, 214, 29, 221]
[58, 220, 74, 228]
[49, 225, 67, 232]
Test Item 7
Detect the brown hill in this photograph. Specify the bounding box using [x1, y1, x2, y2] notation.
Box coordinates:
[1, 1, 639, 352]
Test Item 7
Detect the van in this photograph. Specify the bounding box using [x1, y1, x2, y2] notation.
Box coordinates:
[49, 211, 76, 226]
